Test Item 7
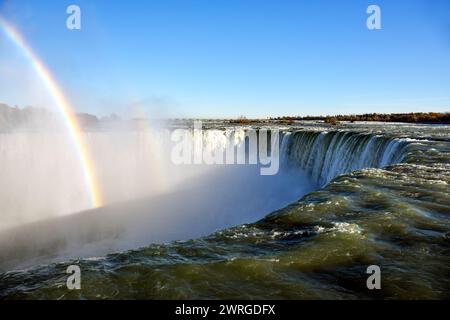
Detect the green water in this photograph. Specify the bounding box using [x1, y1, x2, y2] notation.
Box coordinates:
[1, 122, 449, 299]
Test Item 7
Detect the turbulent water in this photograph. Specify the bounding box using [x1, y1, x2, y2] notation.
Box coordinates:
[1, 122, 449, 299]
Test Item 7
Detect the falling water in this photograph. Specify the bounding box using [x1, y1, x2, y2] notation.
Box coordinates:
[281, 131, 410, 186]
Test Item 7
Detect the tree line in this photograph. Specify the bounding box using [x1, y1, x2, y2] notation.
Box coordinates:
[271, 112, 450, 124]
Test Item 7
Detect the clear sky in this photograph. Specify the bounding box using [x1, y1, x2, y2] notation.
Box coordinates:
[0, 0, 449, 118]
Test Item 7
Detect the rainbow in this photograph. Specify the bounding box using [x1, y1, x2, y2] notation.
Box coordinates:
[0, 17, 102, 208]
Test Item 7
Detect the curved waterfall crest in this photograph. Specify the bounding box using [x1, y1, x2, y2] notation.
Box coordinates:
[281, 130, 409, 186]
[195, 128, 410, 186]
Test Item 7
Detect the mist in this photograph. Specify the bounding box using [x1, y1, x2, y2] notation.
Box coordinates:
[0, 112, 316, 271]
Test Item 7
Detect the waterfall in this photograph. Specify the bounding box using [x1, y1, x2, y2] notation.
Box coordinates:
[185, 128, 410, 187]
[281, 131, 409, 186]
[0, 126, 414, 271]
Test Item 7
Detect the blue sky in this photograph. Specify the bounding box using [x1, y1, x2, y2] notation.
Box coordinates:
[0, 0, 449, 118]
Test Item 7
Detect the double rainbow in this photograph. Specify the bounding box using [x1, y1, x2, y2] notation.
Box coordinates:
[0, 17, 102, 208]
